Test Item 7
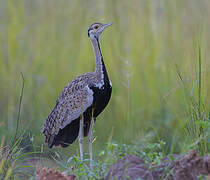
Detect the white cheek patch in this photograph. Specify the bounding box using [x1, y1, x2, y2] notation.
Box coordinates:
[89, 32, 101, 39]
[90, 33, 95, 39]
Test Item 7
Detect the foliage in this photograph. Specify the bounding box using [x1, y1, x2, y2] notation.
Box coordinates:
[48, 140, 166, 179]
[178, 47, 210, 154]
[0, 134, 37, 180]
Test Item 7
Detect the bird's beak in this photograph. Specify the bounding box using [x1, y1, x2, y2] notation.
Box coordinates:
[103, 22, 113, 29]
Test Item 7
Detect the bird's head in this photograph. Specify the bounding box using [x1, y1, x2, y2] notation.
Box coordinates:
[88, 22, 112, 39]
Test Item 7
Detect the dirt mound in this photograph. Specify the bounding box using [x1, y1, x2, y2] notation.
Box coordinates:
[106, 150, 210, 180]
[36, 167, 76, 180]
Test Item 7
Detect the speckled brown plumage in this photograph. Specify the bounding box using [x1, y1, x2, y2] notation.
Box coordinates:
[42, 73, 96, 147]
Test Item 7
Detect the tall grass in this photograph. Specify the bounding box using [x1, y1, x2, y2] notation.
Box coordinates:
[0, 0, 209, 156]
[0, 134, 36, 179]
[182, 46, 210, 154]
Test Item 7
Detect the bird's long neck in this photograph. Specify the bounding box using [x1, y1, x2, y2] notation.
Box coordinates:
[90, 36, 108, 80]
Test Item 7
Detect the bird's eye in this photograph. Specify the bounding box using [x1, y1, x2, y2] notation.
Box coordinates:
[94, 25, 99, 29]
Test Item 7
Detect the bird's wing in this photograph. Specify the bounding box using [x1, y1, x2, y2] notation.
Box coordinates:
[42, 75, 94, 143]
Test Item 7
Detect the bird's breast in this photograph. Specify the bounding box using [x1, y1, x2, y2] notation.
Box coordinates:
[90, 81, 112, 118]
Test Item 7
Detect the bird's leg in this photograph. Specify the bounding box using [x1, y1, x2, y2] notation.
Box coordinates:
[88, 116, 95, 167]
[79, 114, 84, 161]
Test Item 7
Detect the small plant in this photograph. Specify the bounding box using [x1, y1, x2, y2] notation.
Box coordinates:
[138, 140, 166, 166]
[0, 74, 36, 179]
[0, 134, 36, 179]
[177, 46, 210, 155]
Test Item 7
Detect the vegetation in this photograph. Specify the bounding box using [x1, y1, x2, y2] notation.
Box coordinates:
[49, 140, 167, 179]
[0, 134, 36, 179]
[0, 0, 209, 179]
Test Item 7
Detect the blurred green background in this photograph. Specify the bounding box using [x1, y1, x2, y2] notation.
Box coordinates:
[0, 0, 209, 155]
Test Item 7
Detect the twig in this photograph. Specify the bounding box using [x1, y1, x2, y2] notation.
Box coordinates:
[11, 72, 25, 145]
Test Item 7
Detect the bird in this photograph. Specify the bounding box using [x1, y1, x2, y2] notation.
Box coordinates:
[42, 22, 112, 162]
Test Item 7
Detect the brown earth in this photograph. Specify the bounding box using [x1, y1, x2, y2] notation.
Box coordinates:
[106, 150, 210, 180]
[36, 167, 76, 180]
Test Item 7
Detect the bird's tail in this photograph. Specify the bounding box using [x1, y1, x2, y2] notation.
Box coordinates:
[51, 118, 80, 148]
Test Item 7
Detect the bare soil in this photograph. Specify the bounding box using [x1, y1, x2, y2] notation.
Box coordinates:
[106, 150, 210, 180]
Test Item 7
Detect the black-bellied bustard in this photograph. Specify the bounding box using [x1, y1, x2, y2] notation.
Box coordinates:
[42, 23, 112, 162]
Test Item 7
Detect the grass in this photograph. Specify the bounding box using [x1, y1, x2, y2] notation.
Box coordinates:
[182, 46, 210, 155]
[0, 134, 36, 179]
[0, 0, 210, 179]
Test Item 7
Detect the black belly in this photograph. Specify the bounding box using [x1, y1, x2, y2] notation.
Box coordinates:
[51, 82, 112, 148]
[91, 83, 112, 118]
